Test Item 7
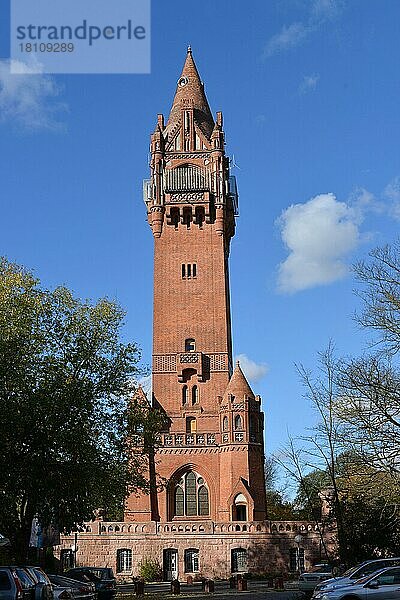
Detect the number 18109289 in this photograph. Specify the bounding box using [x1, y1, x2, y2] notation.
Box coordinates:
[19, 43, 74, 52]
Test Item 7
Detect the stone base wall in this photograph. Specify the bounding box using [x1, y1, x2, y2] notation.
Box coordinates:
[55, 520, 335, 581]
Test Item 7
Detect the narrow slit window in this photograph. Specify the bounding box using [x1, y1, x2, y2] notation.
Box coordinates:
[182, 264, 186, 278]
[187, 264, 192, 278]
[182, 385, 188, 405]
[192, 264, 197, 277]
[192, 385, 198, 405]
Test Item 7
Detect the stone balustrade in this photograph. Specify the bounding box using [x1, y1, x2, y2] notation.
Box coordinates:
[76, 520, 321, 536]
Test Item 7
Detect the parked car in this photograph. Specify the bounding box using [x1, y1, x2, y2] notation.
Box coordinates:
[65, 569, 116, 600]
[313, 557, 400, 596]
[0, 567, 36, 600]
[312, 565, 400, 599]
[23, 568, 53, 600]
[299, 563, 333, 594]
[48, 575, 95, 600]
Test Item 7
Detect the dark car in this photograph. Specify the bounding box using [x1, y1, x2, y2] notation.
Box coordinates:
[65, 569, 116, 600]
[48, 575, 95, 600]
[23, 568, 53, 600]
[0, 567, 36, 600]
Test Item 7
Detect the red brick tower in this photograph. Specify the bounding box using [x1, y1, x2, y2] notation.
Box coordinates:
[125, 48, 266, 524]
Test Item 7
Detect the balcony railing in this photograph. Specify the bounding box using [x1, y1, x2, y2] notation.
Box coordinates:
[73, 520, 323, 536]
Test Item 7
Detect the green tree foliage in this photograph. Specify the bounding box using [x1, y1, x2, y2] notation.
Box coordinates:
[0, 258, 162, 559]
[293, 459, 400, 562]
[280, 241, 400, 565]
[264, 456, 300, 520]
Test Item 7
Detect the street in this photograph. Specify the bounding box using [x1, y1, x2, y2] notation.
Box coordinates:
[117, 580, 305, 599]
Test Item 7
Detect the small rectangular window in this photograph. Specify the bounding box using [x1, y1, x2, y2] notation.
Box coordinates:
[193, 264, 197, 277]
[182, 264, 186, 278]
[117, 549, 132, 573]
[187, 264, 192, 278]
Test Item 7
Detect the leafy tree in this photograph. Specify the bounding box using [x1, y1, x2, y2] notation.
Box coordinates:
[264, 456, 299, 520]
[0, 258, 162, 560]
[334, 241, 400, 475]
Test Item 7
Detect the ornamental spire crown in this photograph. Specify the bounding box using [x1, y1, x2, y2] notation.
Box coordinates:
[165, 46, 215, 139]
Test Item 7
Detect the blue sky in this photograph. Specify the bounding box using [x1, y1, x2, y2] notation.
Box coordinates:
[1, 0, 399, 462]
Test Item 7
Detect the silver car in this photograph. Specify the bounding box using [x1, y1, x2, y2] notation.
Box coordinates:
[313, 558, 400, 595]
[312, 566, 400, 599]
[299, 564, 333, 593]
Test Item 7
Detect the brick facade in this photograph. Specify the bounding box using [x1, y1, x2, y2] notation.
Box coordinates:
[56, 48, 333, 580]
[58, 520, 330, 580]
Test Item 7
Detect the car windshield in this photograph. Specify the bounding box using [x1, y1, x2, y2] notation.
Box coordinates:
[32, 569, 48, 584]
[310, 565, 331, 573]
[15, 569, 34, 589]
[85, 569, 112, 580]
[341, 565, 360, 577]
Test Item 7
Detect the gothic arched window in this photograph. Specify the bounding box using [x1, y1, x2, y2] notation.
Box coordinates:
[222, 416, 228, 432]
[173, 472, 210, 518]
[185, 472, 197, 516]
[174, 486, 184, 516]
[198, 486, 209, 516]
[234, 415, 243, 430]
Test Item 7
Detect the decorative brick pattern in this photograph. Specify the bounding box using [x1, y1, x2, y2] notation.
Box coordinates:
[153, 354, 177, 373]
[209, 353, 229, 371]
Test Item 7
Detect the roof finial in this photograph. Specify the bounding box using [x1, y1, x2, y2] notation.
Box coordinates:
[236, 360, 240, 367]
[187, 44, 192, 53]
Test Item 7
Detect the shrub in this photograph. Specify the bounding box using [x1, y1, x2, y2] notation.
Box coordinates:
[138, 557, 162, 582]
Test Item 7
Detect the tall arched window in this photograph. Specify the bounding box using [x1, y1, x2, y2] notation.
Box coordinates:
[198, 486, 209, 516]
[192, 385, 198, 405]
[182, 385, 188, 405]
[234, 415, 243, 430]
[175, 486, 184, 516]
[222, 416, 228, 431]
[173, 472, 210, 517]
[185, 472, 197, 516]
[250, 414, 259, 433]
[233, 493, 247, 521]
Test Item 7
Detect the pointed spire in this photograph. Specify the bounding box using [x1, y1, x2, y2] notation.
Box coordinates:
[224, 361, 255, 400]
[165, 47, 214, 138]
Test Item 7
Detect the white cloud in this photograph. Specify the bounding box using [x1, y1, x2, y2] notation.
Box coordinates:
[263, 22, 309, 58]
[299, 73, 320, 94]
[311, 0, 343, 22]
[383, 176, 400, 221]
[0, 58, 67, 132]
[349, 179, 400, 222]
[235, 354, 268, 383]
[263, 0, 344, 58]
[277, 193, 361, 293]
